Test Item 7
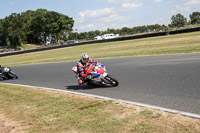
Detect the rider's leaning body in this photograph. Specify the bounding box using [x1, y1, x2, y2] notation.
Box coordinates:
[77, 53, 99, 85]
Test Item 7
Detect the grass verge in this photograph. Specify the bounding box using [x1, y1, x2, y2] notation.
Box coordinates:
[0, 31, 200, 66]
[0, 84, 200, 133]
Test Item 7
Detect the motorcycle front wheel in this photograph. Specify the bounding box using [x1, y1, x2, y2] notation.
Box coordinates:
[8, 71, 18, 79]
[105, 74, 119, 87]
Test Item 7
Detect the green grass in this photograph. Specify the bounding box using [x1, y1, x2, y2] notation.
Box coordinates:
[0, 84, 199, 133]
[0, 31, 200, 66]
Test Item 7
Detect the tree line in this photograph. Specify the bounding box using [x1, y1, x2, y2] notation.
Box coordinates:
[0, 9, 199, 48]
[76, 12, 200, 41]
[76, 24, 168, 41]
[0, 9, 74, 48]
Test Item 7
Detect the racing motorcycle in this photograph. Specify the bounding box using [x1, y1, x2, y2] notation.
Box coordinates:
[72, 63, 119, 87]
[0, 66, 18, 80]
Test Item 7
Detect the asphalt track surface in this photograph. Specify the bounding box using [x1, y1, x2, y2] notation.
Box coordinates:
[1, 53, 200, 115]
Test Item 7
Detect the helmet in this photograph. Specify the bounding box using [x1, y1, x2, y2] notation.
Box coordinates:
[81, 53, 89, 64]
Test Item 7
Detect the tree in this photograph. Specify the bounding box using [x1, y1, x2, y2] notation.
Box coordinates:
[0, 19, 6, 46]
[68, 32, 76, 40]
[20, 10, 34, 44]
[79, 32, 88, 40]
[0, 9, 74, 47]
[189, 12, 200, 24]
[31, 9, 48, 44]
[121, 27, 131, 35]
[169, 13, 187, 28]
[44, 10, 74, 44]
[106, 28, 116, 34]
[94, 30, 101, 35]
[87, 31, 96, 40]
[1, 13, 24, 48]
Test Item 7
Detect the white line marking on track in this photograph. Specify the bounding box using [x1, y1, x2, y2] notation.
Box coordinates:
[1, 83, 200, 119]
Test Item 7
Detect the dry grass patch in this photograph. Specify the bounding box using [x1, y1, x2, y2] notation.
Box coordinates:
[0, 84, 199, 133]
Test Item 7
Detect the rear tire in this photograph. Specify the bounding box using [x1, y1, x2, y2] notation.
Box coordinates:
[105, 74, 119, 87]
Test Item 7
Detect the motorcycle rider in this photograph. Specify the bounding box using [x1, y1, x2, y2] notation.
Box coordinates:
[77, 53, 99, 85]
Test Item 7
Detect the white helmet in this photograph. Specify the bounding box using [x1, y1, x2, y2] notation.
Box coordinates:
[81, 53, 89, 64]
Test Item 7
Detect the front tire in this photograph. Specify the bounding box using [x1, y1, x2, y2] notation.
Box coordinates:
[105, 74, 119, 87]
[8, 71, 18, 79]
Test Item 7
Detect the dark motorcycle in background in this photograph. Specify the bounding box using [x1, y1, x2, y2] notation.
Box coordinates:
[0, 66, 18, 80]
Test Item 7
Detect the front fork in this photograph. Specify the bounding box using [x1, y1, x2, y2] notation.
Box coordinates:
[101, 72, 109, 84]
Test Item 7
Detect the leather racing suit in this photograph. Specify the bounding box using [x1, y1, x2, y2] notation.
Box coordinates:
[77, 58, 98, 85]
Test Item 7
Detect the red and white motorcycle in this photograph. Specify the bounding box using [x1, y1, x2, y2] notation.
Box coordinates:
[72, 63, 119, 87]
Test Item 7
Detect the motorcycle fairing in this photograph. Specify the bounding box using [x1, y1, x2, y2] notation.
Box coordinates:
[72, 66, 78, 75]
[91, 73, 101, 78]
[3, 67, 11, 73]
[101, 65, 105, 69]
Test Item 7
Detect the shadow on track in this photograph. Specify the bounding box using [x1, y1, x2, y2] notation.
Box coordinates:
[66, 84, 111, 90]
